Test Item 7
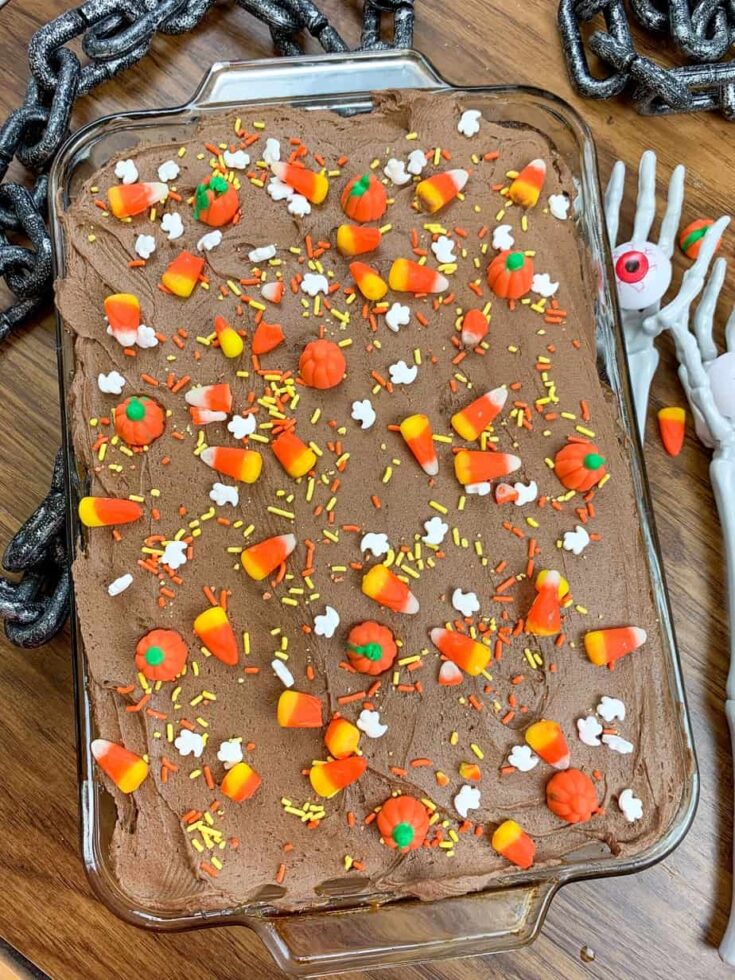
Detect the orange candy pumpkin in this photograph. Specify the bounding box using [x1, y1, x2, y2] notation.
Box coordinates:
[377, 795, 430, 851]
[487, 250, 534, 300]
[546, 768, 601, 824]
[299, 339, 346, 389]
[194, 174, 239, 227]
[554, 442, 607, 491]
[340, 173, 387, 223]
[346, 621, 397, 675]
[114, 396, 165, 447]
[135, 628, 188, 681]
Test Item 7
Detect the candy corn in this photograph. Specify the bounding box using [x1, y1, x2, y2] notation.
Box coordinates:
[200, 446, 262, 483]
[270, 161, 329, 204]
[252, 321, 285, 355]
[525, 719, 570, 769]
[277, 690, 323, 728]
[271, 430, 317, 479]
[185, 383, 232, 413]
[494, 483, 518, 505]
[508, 158, 546, 208]
[438, 660, 463, 685]
[193, 605, 238, 666]
[658, 406, 686, 456]
[451, 388, 507, 441]
[460, 308, 489, 347]
[91, 739, 148, 793]
[430, 627, 490, 676]
[388, 258, 448, 294]
[161, 250, 205, 298]
[362, 564, 419, 614]
[459, 762, 481, 782]
[78, 496, 143, 528]
[309, 756, 367, 798]
[454, 450, 521, 485]
[261, 281, 285, 304]
[525, 570, 562, 636]
[416, 169, 468, 213]
[583, 626, 647, 667]
[324, 717, 361, 759]
[350, 261, 388, 301]
[104, 293, 141, 346]
[221, 762, 261, 802]
[214, 315, 244, 358]
[399, 414, 438, 476]
[491, 820, 535, 869]
[107, 181, 168, 219]
[337, 224, 381, 257]
[241, 533, 297, 580]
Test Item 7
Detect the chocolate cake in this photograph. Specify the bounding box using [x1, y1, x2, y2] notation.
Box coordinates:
[56, 91, 689, 913]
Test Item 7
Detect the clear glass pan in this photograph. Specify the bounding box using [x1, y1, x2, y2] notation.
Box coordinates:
[48, 49, 697, 977]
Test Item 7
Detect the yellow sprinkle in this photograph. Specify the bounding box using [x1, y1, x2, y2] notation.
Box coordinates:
[470, 743, 484, 760]
[576, 425, 596, 438]
[406, 131, 418, 140]
[429, 500, 448, 515]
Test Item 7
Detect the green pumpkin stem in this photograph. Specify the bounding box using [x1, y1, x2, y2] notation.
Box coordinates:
[350, 174, 371, 198]
[347, 641, 383, 661]
[392, 822, 415, 848]
[583, 452, 605, 471]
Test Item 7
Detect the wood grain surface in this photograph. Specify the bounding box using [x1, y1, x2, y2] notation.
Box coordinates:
[0, 2, 732, 978]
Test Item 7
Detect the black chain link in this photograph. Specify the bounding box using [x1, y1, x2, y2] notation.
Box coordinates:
[558, 0, 735, 117]
[0, 0, 415, 648]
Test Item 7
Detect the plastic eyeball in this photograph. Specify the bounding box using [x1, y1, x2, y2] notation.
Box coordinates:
[612, 241, 672, 311]
[707, 351, 735, 420]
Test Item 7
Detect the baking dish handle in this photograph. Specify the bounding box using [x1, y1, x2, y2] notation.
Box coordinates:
[250, 881, 558, 977]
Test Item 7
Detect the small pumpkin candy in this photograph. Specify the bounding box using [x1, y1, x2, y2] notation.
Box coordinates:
[114, 395, 165, 447]
[377, 795, 430, 851]
[299, 338, 346, 389]
[135, 628, 188, 681]
[554, 441, 606, 491]
[346, 621, 397, 675]
[546, 768, 601, 825]
[340, 173, 387, 223]
[194, 174, 239, 227]
[487, 250, 534, 300]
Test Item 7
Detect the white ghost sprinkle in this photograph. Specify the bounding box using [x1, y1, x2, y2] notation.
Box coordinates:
[431, 235, 456, 264]
[223, 149, 250, 170]
[458, 109, 482, 137]
[452, 588, 480, 617]
[301, 273, 329, 296]
[508, 744, 539, 772]
[271, 659, 295, 688]
[384, 158, 411, 185]
[228, 414, 256, 440]
[267, 176, 294, 202]
[97, 370, 126, 395]
[532, 273, 559, 298]
[360, 532, 390, 557]
[157, 159, 180, 182]
[175, 729, 204, 758]
[357, 708, 388, 738]
[351, 398, 376, 430]
[161, 211, 184, 240]
[161, 540, 188, 570]
[597, 696, 626, 723]
[492, 224, 514, 251]
[114, 159, 138, 184]
[548, 193, 570, 220]
[454, 784, 481, 819]
[385, 302, 411, 332]
[618, 788, 643, 823]
[262, 138, 281, 166]
[248, 244, 276, 263]
[513, 480, 538, 506]
[422, 516, 448, 545]
[135, 325, 158, 349]
[466, 481, 492, 496]
[107, 573, 133, 597]
[563, 524, 590, 555]
[210, 482, 239, 507]
[196, 229, 222, 252]
[217, 739, 243, 770]
[288, 194, 311, 217]
[602, 734, 634, 755]
[388, 360, 418, 385]
[314, 605, 340, 638]
[134, 234, 156, 259]
[406, 149, 426, 175]
[577, 715, 603, 747]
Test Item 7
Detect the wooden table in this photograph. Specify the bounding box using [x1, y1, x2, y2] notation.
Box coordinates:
[0, 2, 732, 977]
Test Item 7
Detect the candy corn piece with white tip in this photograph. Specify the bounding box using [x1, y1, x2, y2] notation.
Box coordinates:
[416, 169, 468, 213]
[460, 308, 489, 347]
[241, 533, 297, 580]
[214, 315, 244, 358]
[399, 414, 438, 476]
[508, 159, 546, 208]
[584, 626, 647, 667]
[104, 293, 141, 346]
[272, 430, 317, 478]
[350, 261, 388, 301]
[79, 496, 143, 527]
[325, 717, 361, 759]
[261, 281, 284, 304]
[91, 739, 148, 793]
[270, 161, 329, 203]
[309, 756, 367, 798]
[388, 258, 448, 294]
[454, 450, 521, 485]
[430, 628, 490, 676]
[494, 483, 519, 505]
[525, 570, 562, 636]
[362, 564, 419, 614]
[185, 383, 232, 413]
[161, 250, 205, 298]
[200, 446, 262, 483]
[277, 690, 323, 728]
[189, 408, 227, 425]
[451, 388, 507, 441]
[337, 224, 381, 257]
[525, 719, 570, 769]
[107, 181, 168, 219]
[193, 605, 238, 665]
[221, 762, 261, 802]
[658, 407, 686, 456]
[438, 661, 463, 686]
[492, 820, 535, 869]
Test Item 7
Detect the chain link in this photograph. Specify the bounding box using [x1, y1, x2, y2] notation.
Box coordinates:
[0, 0, 415, 647]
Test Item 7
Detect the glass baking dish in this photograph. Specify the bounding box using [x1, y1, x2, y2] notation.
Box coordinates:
[49, 49, 697, 977]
